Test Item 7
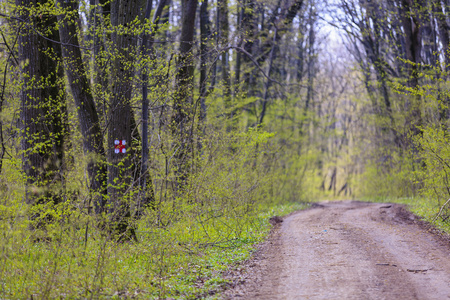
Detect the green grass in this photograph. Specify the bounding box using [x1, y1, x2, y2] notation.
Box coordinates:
[0, 202, 308, 299]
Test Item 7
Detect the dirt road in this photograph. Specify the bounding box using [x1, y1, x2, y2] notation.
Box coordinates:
[224, 201, 450, 299]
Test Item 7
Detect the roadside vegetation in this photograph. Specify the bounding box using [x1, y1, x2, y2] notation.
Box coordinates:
[1, 196, 306, 298]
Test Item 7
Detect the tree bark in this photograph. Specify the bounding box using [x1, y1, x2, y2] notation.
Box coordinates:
[241, 0, 256, 94]
[400, 0, 423, 135]
[108, 0, 140, 240]
[137, 0, 167, 216]
[298, 4, 315, 134]
[297, 15, 305, 82]
[17, 0, 67, 227]
[172, 0, 198, 188]
[218, 0, 231, 100]
[400, 0, 421, 87]
[57, 0, 107, 214]
[433, 0, 450, 120]
[199, 0, 211, 123]
[234, 1, 242, 89]
[305, 5, 315, 124]
[140, 0, 153, 215]
[434, 0, 450, 72]
[258, 28, 277, 124]
[91, 0, 110, 128]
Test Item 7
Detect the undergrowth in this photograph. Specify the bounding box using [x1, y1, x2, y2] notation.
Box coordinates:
[0, 202, 307, 299]
[0, 123, 312, 299]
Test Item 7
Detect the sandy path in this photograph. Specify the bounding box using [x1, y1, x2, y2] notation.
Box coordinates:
[224, 201, 450, 299]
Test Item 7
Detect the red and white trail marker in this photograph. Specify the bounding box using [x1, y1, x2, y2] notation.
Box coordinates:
[114, 139, 126, 154]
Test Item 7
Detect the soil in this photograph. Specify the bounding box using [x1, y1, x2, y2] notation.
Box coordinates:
[222, 201, 450, 299]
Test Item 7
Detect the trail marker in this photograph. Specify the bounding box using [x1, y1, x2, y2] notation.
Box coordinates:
[114, 139, 126, 154]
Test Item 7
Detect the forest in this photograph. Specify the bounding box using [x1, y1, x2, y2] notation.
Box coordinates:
[1, 0, 450, 298]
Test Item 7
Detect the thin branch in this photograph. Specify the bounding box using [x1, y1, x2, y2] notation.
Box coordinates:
[433, 198, 450, 222]
[0, 13, 92, 50]
[0, 27, 20, 66]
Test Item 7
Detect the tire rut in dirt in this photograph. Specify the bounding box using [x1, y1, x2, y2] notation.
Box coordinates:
[223, 201, 450, 300]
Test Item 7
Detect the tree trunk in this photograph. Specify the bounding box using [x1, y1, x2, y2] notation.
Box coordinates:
[299, 5, 315, 134]
[172, 0, 198, 188]
[241, 0, 256, 93]
[199, 0, 211, 123]
[258, 28, 278, 124]
[432, 0, 450, 121]
[297, 16, 305, 82]
[17, 0, 67, 228]
[400, 0, 421, 87]
[108, 0, 140, 240]
[137, 0, 167, 216]
[234, 1, 242, 89]
[92, 0, 110, 128]
[305, 5, 315, 120]
[434, 0, 450, 72]
[140, 0, 153, 216]
[400, 0, 423, 135]
[420, 8, 435, 67]
[218, 0, 231, 100]
[57, 0, 107, 214]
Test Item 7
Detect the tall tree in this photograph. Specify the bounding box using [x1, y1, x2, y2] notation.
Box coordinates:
[57, 0, 107, 214]
[433, 0, 450, 72]
[217, 0, 231, 99]
[91, 0, 111, 126]
[199, 0, 211, 123]
[138, 0, 167, 215]
[172, 0, 198, 187]
[108, 0, 141, 240]
[399, 0, 423, 134]
[239, 0, 256, 95]
[17, 0, 67, 227]
[304, 3, 316, 129]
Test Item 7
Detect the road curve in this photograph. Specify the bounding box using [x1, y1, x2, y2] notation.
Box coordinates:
[224, 201, 450, 300]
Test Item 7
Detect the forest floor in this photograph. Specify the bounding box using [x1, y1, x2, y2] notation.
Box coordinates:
[221, 201, 450, 299]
